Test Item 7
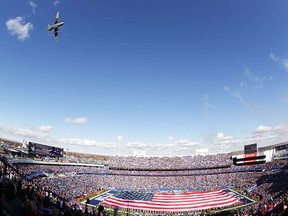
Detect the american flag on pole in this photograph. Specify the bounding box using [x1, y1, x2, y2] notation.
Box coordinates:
[101, 189, 241, 212]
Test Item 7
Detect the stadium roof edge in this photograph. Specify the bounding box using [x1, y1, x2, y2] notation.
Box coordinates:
[10, 159, 105, 167]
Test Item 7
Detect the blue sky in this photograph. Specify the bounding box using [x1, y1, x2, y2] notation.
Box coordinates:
[1, 0, 288, 156]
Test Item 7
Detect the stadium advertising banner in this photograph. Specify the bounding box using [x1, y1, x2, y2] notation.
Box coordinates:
[28, 142, 64, 157]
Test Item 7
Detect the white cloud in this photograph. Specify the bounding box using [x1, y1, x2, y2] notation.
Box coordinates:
[6, 17, 33, 41]
[126, 141, 165, 150]
[53, 0, 60, 6]
[224, 86, 250, 107]
[38, 125, 52, 132]
[251, 124, 288, 146]
[203, 94, 214, 112]
[242, 65, 273, 90]
[51, 125, 288, 154]
[0, 126, 49, 140]
[174, 139, 198, 147]
[58, 137, 98, 146]
[273, 125, 288, 135]
[273, 125, 284, 131]
[282, 59, 288, 71]
[264, 76, 274, 81]
[270, 52, 279, 63]
[255, 125, 272, 133]
[126, 141, 147, 148]
[124, 138, 198, 155]
[58, 137, 116, 149]
[216, 132, 236, 145]
[213, 134, 244, 154]
[28, 1, 37, 13]
[270, 52, 288, 72]
[243, 66, 262, 89]
[1, 122, 287, 156]
[64, 117, 87, 124]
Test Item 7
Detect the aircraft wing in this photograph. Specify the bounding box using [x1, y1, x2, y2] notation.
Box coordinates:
[54, 11, 60, 24]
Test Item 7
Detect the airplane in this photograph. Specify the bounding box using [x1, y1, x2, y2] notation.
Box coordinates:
[48, 11, 64, 42]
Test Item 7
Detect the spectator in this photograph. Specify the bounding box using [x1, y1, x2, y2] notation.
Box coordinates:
[97, 205, 106, 216]
[1, 180, 24, 216]
[24, 200, 40, 216]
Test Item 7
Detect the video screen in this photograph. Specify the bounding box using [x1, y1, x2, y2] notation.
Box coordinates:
[244, 143, 257, 154]
[28, 142, 64, 157]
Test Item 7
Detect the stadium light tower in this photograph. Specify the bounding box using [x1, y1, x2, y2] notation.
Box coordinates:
[117, 135, 123, 155]
[217, 133, 224, 153]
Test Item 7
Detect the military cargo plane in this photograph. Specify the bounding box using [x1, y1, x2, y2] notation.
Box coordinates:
[48, 12, 64, 42]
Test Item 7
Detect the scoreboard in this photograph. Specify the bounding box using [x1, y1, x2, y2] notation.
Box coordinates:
[232, 143, 266, 166]
[28, 142, 64, 157]
[244, 143, 257, 154]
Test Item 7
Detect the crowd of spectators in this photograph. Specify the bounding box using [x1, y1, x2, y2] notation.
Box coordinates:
[1, 152, 288, 215]
[235, 171, 288, 216]
[15, 164, 107, 177]
[31, 171, 264, 199]
[107, 154, 232, 170]
[0, 155, 106, 216]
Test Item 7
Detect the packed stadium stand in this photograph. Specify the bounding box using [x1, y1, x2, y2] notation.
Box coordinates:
[0, 138, 287, 215]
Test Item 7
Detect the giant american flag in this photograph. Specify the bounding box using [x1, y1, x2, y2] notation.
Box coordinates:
[101, 189, 241, 212]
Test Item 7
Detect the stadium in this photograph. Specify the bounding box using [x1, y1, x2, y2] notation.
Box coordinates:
[0, 138, 287, 216]
[2, 0, 288, 215]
